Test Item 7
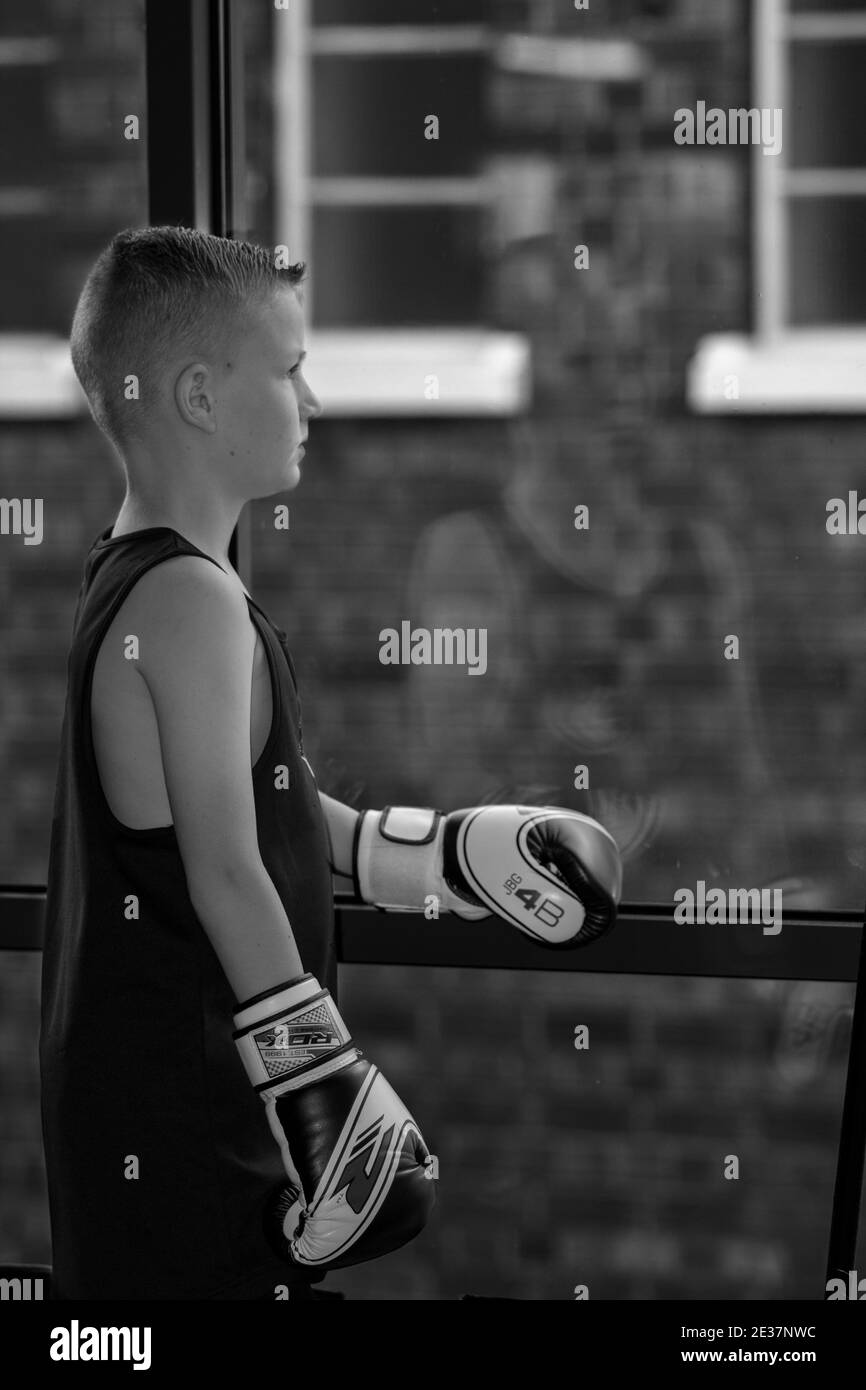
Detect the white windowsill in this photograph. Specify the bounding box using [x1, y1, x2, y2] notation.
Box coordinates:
[304, 328, 532, 416]
[0, 335, 82, 417]
[687, 330, 866, 414]
[493, 33, 644, 82]
[0, 329, 532, 419]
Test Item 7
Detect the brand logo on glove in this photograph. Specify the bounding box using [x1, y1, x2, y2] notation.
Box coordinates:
[255, 1011, 341, 1078]
[277, 1028, 336, 1047]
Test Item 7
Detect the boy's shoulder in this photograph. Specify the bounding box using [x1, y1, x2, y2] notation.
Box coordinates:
[118, 549, 249, 626]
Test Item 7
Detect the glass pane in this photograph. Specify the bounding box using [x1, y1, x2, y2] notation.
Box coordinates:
[1, 6, 148, 1275]
[237, 0, 866, 1296]
[790, 41, 866, 169]
[788, 197, 866, 323]
[0, 0, 52, 31]
[791, 0, 866, 10]
[312, 55, 485, 178]
[312, 206, 484, 324]
[0, 3, 148, 887]
[4, 0, 865, 1308]
[3, 0, 848, 1299]
[326, 967, 854, 1299]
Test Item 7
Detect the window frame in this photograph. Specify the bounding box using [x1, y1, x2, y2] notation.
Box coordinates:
[688, 0, 866, 414]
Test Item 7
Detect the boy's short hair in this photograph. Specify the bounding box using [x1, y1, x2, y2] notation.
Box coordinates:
[70, 225, 306, 454]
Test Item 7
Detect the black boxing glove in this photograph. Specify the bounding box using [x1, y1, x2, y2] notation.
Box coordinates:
[233, 974, 435, 1269]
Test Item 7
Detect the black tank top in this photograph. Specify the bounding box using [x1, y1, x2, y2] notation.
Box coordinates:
[39, 525, 337, 1299]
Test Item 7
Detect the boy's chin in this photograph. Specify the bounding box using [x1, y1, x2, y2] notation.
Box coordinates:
[255, 463, 301, 500]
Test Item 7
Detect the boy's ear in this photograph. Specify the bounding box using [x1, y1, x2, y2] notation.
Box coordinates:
[175, 362, 218, 434]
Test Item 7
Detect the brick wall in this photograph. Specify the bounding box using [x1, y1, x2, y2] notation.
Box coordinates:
[1, 0, 864, 1299]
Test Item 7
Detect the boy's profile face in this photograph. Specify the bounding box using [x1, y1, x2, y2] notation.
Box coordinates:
[206, 283, 321, 500]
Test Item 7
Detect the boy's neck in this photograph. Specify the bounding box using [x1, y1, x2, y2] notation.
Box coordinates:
[111, 500, 235, 569]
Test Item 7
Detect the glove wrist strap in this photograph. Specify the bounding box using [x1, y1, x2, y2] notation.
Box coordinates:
[233, 975, 360, 1094]
[355, 806, 493, 918]
[355, 806, 443, 910]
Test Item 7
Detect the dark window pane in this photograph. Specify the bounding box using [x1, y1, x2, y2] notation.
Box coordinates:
[791, 0, 866, 10]
[318, 967, 852, 1300]
[0, 217, 57, 329]
[0, 0, 148, 881]
[0, 956, 50, 1275]
[313, 55, 485, 177]
[311, 206, 483, 325]
[790, 41, 866, 168]
[0, 0, 52, 34]
[789, 197, 866, 324]
[314, 0, 488, 25]
[0, 69, 54, 182]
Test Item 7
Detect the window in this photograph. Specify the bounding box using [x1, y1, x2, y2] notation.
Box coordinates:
[273, 0, 529, 415]
[0, 0, 148, 876]
[0, 4, 79, 415]
[688, 0, 866, 412]
[0, 2, 147, 417]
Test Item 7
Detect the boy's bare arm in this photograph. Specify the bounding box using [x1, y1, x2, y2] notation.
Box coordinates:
[317, 791, 360, 887]
[131, 557, 434, 1270]
[134, 557, 303, 1000]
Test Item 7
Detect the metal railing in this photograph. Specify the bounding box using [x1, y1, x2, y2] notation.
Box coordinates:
[1, 886, 863, 978]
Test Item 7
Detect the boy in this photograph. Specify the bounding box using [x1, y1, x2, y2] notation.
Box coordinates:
[41, 226, 621, 1300]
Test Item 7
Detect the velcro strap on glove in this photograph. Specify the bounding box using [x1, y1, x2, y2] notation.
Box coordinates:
[355, 806, 446, 910]
[233, 973, 360, 1094]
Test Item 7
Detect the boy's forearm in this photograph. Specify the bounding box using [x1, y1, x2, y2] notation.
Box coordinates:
[191, 796, 361, 1001]
[190, 862, 305, 1002]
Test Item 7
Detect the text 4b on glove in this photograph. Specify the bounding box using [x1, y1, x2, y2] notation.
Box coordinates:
[354, 803, 623, 945]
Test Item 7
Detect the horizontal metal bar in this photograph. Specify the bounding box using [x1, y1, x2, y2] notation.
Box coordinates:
[1, 890, 861, 980]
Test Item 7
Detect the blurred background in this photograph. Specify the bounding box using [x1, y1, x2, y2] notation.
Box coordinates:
[2, 0, 866, 1298]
